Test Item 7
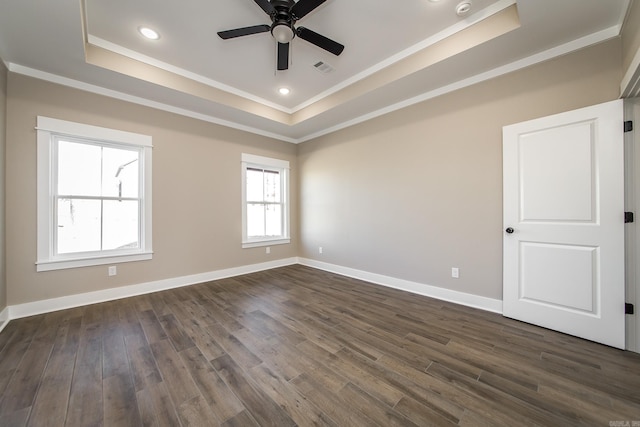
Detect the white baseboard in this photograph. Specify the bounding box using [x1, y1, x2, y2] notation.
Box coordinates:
[0, 307, 9, 333]
[8, 257, 299, 320]
[3, 256, 503, 325]
[298, 258, 503, 314]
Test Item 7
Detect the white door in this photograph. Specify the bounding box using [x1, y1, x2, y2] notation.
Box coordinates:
[503, 99, 625, 349]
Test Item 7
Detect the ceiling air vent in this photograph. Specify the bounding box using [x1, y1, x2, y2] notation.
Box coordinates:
[314, 61, 335, 74]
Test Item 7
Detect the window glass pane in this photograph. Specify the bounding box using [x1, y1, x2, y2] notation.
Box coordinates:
[57, 140, 101, 196]
[103, 200, 139, 250]
[265, 204, 282, 236]
[103, 147, 139, 198]
[264, 170, 280, 203]
[56, 198, 101, 254]
[247, 203, 265, 237]
[246, 168, 264, 202]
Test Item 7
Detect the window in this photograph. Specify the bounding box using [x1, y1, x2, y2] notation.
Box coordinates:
[36, 116, 152, 271]
[241, 153, 290, 248]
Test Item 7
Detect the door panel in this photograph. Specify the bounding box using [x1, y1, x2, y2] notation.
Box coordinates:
[519, 122, 595, 222]
[520, 242, 597, 313]
[503, 99, 625, 348]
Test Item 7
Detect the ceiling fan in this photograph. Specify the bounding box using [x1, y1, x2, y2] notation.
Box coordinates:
[217, 0, 344, 71]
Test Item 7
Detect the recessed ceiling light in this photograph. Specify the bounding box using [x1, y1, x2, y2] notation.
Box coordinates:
[278, 87, 291, 95]
[139, 27, 160, 40]
[428, 0, 443, 2]
[456, 1, 472, 16]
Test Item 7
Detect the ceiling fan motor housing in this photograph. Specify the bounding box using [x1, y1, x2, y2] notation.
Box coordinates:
[271, 0, 296, 42]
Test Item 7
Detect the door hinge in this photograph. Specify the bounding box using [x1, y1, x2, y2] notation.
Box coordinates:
[626, 303, 635, 315]
[625, 212, 634, 223]
[624, 121, 633, 132]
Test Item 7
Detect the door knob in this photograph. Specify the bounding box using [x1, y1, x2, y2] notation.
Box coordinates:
[505, 227, 514, 234]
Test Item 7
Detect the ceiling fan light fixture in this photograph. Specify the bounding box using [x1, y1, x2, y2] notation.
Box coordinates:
[272, 23, 294, 43]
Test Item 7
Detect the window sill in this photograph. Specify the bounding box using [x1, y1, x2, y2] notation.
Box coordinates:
[36, 251, 153, 272]
[242, 238, 290, 249]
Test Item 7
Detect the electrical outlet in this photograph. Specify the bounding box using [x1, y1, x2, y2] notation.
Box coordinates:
[266, 246, 271, 254]
[451, 267, 459, 279]
[108, 266, 117, 276]
[319, 246, 323, 254]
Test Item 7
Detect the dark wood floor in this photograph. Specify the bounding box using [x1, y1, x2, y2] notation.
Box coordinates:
[0, 264, 639, 426]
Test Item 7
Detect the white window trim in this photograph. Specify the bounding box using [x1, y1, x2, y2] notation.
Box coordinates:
[36, 116, 153, 272]
[241, 153, 290, 248]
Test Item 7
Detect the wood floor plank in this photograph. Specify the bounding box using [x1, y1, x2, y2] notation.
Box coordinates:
[66, 324, 103, 427]
[179, 346, 245, 423]
[176, 395, 219, 426]
[393, 396, 459, 427]
[0, 334, 35, 397]
[212, 354, 296, 427]
[149, 339, 200, 407]
[137, 382, 182, 427]
[377, 354, 533, 426]
[233, 328, 304, 382]
[123, 330, 163, 392]
[137, 310, 168, 345]
[158, 313, 195, 353]
[337, 381, 420, 427]
[0, 264, 638, 426]
[336, 344, 468, 423]
[205, 323, 262, 370]
[195, 297, 244, 333]
[27, 317, 81, 426]
[0, 406, 30, 427]
[255, 304, 345, 355]
[249, 363, 337, 427]
[181, 323, 227, 362]
[477, 370, 603, 425]
[296, 339, 405, 408]
[0, 342, 53, 416]
[290, 374, 377, 427]
[426, 361, 567, 426]
[243, 310, 306, 346]
[134, 387, 158, 427]
[103, 374, 142, 427]
[220, 409, 259, 427]
[375, 354, 466, 423]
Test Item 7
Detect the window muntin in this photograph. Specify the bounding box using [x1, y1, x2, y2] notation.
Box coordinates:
[241, 154, 290, 247]
[37, 116, 152, 271]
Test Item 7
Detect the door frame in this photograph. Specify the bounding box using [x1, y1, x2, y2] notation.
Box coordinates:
[625, 98, 640, 353]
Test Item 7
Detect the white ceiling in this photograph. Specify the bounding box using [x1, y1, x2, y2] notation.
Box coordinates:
[0, 0, 631, 143]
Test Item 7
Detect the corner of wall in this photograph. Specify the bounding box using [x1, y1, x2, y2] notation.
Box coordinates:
[0, 59, 8, 316]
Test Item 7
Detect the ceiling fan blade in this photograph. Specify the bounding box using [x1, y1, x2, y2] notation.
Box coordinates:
[277, 42, 289, 70]
[296, 27, 344, 56]
[217, 25, 271, 39]
[290, 0, 326, 19]
[254, 0, 276, 15]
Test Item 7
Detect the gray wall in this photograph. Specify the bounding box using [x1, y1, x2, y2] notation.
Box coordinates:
[298, 39, 622, 300]
[5, 74, 298, 305]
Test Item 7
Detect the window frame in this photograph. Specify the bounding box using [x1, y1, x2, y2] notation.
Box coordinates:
[241, 153, 290, 248]
[36, 116, 153, 272]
